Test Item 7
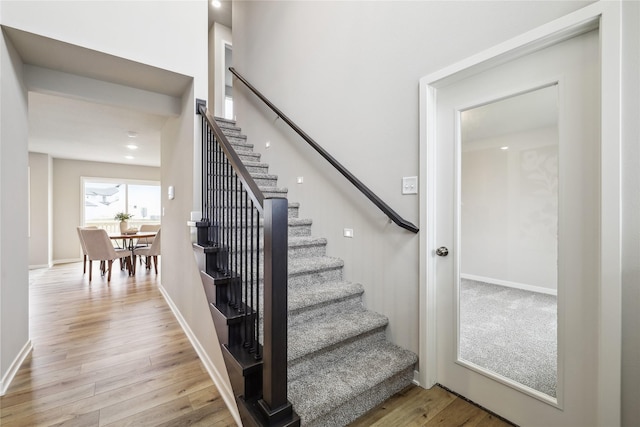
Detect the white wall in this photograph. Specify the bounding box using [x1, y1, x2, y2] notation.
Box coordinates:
[0, 27, 29, 394]
[621, 1, 640, 425]
[51, 158, 160, 263]
[232, 0, 590, 360]
[461, 127, 558, 291]
[28, 152, 52, 268]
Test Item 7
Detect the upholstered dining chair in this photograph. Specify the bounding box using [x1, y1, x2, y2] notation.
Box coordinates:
[76, 225, 97, 274]
[135, 224, 161, 251]
[80, 228, 131, 281]
[132, 228, 161, 274]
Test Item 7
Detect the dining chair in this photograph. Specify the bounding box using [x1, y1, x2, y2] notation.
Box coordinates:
[135, 224, 160, 248]
[76, 226, 97, 274]
[132, 229, 161, 274]
[80, 228, 132, 281]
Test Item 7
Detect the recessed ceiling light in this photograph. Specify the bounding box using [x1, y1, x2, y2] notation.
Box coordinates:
[125, 155, 134, 160]
[127, 131, 138, 138]
[500, 146, 509, 150]
[126, 144, 138, 150]
[212, 0, 221, 8]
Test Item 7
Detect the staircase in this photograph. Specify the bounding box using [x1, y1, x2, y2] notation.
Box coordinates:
[195, 116, 417, 426]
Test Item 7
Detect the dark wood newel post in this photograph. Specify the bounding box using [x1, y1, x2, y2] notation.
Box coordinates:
[260, 197, 293, 420]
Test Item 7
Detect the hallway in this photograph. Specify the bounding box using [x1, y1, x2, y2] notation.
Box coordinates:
[0, 262, 236, 426]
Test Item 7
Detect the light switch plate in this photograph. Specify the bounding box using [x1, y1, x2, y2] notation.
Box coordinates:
[343, 228, 354, 238]
[402, 176, 418, 194]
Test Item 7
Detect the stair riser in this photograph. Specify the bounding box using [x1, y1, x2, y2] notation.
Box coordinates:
[288, 330, 386, 382]
[288, 243, 326, 259]
[253, 177, 278, 187]
[305, 367, 415, 427]
[262, 190, 288, 199]
[200, 223, 311, 238]
[288, 267, 343, 288]
[226, 134, 248, 144]
[245, 164, 269, 174]
[239, 152, 261, 162]
[288, 294, 363, 328]
[220, 127, 242, 136]
[226, 242, 326, 259]
[201, 204, 297, 218]
[229, 142, 254, 152]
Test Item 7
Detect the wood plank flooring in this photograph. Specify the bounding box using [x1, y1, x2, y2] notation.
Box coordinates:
[349, 385, 514, 427]
[0, 262, 236, 427]
[1, 262, 514, 427]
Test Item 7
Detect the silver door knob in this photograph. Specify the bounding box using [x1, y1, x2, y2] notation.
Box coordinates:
[435, 247, 449, 257]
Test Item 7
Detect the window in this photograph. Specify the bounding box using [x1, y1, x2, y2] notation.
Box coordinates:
[83, 178, 160, 231]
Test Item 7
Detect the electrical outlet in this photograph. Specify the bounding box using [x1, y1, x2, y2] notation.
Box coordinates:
[343, 228, 354, 238]
[297, 176, 304, 184]
[265, 141, 271, 149]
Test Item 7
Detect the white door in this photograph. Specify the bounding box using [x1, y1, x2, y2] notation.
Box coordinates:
[433, 29, 601, 426]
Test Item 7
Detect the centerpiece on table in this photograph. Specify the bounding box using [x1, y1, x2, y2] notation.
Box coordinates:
[114, 212, 136, 234]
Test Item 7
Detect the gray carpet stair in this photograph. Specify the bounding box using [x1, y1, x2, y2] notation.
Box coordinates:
[216, 117, 417, 426]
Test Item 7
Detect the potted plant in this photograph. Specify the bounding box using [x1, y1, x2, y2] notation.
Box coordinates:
[114, 212, 134, 233]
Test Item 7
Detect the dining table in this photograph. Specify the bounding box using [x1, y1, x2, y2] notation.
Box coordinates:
[109, 231, 157, 275]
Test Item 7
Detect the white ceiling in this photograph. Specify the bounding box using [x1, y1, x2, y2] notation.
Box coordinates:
[29, 92, 167, 167]
[8, 0, 232, 168]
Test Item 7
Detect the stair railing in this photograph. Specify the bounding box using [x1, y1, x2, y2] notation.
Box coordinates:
[197, 101, 294, 424]
[229, 67, 419, 234]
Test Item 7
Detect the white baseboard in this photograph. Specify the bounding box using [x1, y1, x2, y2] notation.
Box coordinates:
[1, 340, 33, 396]
[29, 264, 50, 270]
[461, 274, 557, 296]
[158, 284, 241, 426]
[53, 258, 82, 265]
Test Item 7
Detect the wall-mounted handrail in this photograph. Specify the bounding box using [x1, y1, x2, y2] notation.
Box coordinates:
[229, 67, 419, 234]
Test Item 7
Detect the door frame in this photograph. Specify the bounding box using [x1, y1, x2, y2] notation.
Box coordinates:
[418, 2, 622, 425]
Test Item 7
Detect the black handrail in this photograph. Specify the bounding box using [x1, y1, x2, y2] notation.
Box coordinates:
[199, 104, 265, 211]
[197, 103, 295, 423]
[229, 67, 419, 234]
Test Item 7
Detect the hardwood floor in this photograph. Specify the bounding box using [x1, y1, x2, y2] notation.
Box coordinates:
[350, 385, 515, 427]
[0, 262, 236, 427]
[1, 262, 513, 427]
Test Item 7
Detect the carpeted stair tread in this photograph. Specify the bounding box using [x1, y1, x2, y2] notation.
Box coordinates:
[259, 185, 288, 194]
[288, 281, 363, 313]
[248, 172, 278, 181]
[288, 340, 417, 425]
[288, 256, 344, 277]
[205, 118, 418, 427]
[288, 308, 388, 362]
[244, 161, 270, 168]
[288, 235, 327, 250]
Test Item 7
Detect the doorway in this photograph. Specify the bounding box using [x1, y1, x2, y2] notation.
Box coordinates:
[418, 3, 622, 426]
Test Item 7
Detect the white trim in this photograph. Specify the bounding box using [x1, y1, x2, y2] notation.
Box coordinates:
[460, 274, 557, 296]
[419, 2, 621, 425]
[0, 340, 33, 396]
[595, 4, 622, 425]
[28, 263, 51, 270]
[52, 258, 82, 265]
[157, 284, 241, 426]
